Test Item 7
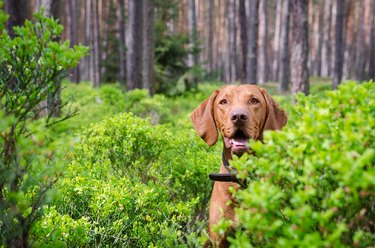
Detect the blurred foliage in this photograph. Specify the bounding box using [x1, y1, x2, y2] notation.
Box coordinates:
[0, 7, 88, 247]
[97, 0, 199, 95]
[2, 21, 368, 246]
[27, 78, 370, 247]
[224, 82, 375, 247]
[32, 112, 219, 246]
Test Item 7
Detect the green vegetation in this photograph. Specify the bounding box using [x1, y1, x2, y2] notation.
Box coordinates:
[6, 78, 368, 247]
[0, 9, 88, 247]
[33, 112, 218, 246]
[226, 82, 375, 247]
[1, 6, 374, 248]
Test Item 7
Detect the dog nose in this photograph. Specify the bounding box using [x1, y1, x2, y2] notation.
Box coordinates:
[230, 109, 248, 124]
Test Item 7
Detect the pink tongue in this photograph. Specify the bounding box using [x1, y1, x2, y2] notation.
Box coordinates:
[232, 138, 247, 147]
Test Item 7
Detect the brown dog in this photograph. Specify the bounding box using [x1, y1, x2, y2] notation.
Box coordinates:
[191, 84, 287, 247]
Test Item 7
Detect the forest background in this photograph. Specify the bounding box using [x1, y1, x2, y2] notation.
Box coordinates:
[3, 0, 375, 94]
[1, 0, 375, 247]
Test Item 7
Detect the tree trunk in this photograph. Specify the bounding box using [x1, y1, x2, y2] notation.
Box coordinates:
[307, 0, 313, 73]
[314, 2, 323, 76]
[94, 0, 101, 86]
[84, 0, 92, 81]
[90, 0, 100, 87]
[246, 0, 259, 84]
[118, 0, 127, 88]
[187, 0, 198, 89]
[100, 1, 108, 81]
[127, 0, 143, 90]
[332, 0, 344, 89]
[343, 0, 354, 79]
[369, 0, 375, 81]
[272, 0, 282, 81]
[279, 0, 290, 92]
[207, 0, 214, 74]
[321, 0, 332, 77]
[50, 0, 62, 117]
[225, 0, 237, 83]
[291, 0, 309, 97]
[355, 0, 366, 81]
[34, 0, 63, 118]
[3, 0, 30, 37]
[67, 0, 79, 83]
[215, 0, 224, 81]
[239, 0, 247, 82]
[258, 0, 268, 84]
[143, 0, 155, 94]
[187, 0, 197, 69]
[50, 0, 60, 19]
[89, 0, 95, 86]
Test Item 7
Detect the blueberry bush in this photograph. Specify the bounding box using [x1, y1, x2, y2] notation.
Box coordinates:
[0, 7, 87, 247]
[31, 113, 220, 246]
[225, 82, 375, 247]
[1, 5, 372, 246]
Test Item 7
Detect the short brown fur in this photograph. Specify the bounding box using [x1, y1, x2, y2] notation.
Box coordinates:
[191, 85, 287, 247]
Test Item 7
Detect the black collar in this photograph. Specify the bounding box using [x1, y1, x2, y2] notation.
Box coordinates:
[208, 152, 247, 187]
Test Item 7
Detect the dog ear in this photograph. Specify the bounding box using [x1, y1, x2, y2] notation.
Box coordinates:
[260, 88, 288, 131]
[191, 90, 219, 146]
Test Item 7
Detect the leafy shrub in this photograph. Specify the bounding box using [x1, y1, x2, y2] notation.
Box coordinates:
[0, 8, 87, 247]
[33, 112, 220, 246]
[62, 83, 173, 128]
[225, 82, 375, 247]
[31, 207, 92, 247]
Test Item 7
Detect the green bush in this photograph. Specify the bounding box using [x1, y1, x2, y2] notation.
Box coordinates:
[32, 112, 220, 246]
[225, 82, 375, 247]
[62, 83, 173, 128]
[0, 7, 87, 246]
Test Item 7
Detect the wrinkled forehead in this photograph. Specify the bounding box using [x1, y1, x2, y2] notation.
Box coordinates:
[216, 84, 263, 100]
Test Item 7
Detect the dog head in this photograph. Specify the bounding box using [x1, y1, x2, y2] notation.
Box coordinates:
[191, 84, 287, 156]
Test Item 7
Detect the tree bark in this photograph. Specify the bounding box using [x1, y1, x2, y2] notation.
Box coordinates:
[94, 0, 101, 86]
[314, 2, 323, 76]
[50, 0, 62, 117]
[258, 0, 268, 84]
[118, 0, 127, 88]
[321, 0, 332, 77]
[246, 0, 259, 84]
[291, 0, 309, 97]
[187, 0, 198, 88]
[272, 0, 282, 82]
[239, 0, 247, 82]
[49, 0, 60, 21]
[207, 0, 214, 74]
[369, 0, 375, 81]
[279, 0, 290, 92]
[187, 0, 197, 69]
[355, 0, 366, 81]
[143, 0, 155, 94]
[3, 0, 30, 37]
[100, 1, 108, 80]
[89, 0, 100, 87]
[343, 0, 354, 79]
[127, 0, 143, 90]
[225, 0, 237, 83]
[67, 0, 80, 83]
[84, 0, 91, 82]
[333, 0, 344, 89]
[34, 0, 63, 118]
[307, 0, 313, 73]
[89, 0, 95, 86]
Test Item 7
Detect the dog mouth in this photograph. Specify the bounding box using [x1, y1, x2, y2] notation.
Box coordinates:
[223, 129, 250, 155]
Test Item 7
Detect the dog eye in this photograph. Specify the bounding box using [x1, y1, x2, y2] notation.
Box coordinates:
[219, 99, 228, 105]
[250, 98, 260, 105]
